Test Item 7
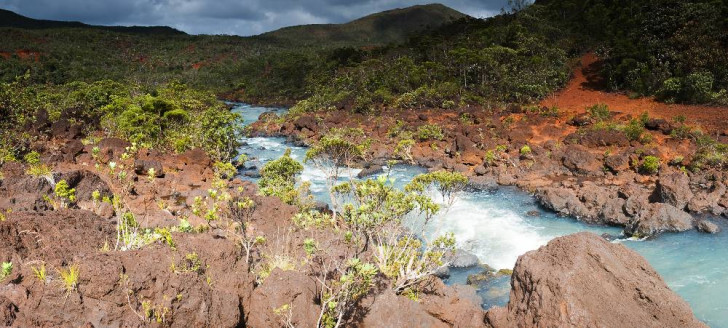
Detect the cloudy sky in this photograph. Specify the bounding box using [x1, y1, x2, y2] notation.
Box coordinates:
[0, 0, 509, 36]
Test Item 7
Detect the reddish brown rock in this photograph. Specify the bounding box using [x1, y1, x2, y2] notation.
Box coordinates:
[486, 232, 706, 328]
[627, 202, 694, 236]
[245, 269, 320, 327]
[561, 145, 603, 175]
[656, 171, 694, 210]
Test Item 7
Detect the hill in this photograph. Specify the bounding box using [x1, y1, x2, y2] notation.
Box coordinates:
[0, 8, 185, 35]
[257, 3, 467, 46]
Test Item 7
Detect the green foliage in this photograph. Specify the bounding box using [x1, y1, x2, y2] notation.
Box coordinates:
[690, 136, 728, 170]
[641, 156, 661, 175]
[622, 119, 649, 143]
[116, 211, 162, 251]
[334, 175, 425, 240]
[0, 262, 12, 280]
[519, 145, 532, 156]
[406, 170, 468, 210]
[416, 124, 444, 141]
[54, 180, 76, 208]
[586, 104, 610, 122]
[25, 163, 51, 177]
[1, 80, 243, 163]
[258, 149, 306, 206]
[304, 135, 365, 168]
[303, 238, 317, 256]
[320, 258, 378, 328]
[58, 264, 80, 294]
[213, 161, 237, 180]
[31, 264, 46, 284]
[292, 210, 334, 229]
[23, 151, 40, 164]
[394, 138, 416, 163]
[588, 1, 728, 104]
[155, 227, 176, 249]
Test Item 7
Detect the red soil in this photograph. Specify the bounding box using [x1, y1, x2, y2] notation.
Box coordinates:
[13, 49, 41, 62]
[540, 53, 728, 133]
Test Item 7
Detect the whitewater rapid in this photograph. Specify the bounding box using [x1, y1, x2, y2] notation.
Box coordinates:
[233, 102, 728, 327]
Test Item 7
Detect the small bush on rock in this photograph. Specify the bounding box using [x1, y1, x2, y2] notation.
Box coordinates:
[416, 124, 444, 141]
[641, 156, 660, 174]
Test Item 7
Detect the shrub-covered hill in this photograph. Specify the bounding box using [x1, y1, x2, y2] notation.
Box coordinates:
[256, 4, 467, 47]
[0, 4, 466, 103]
[288, 0, 728, 114]
[1, 0, 726, 107]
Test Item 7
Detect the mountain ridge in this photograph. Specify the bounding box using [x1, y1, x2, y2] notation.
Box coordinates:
[0, 8, 186, 35]
[256, 3, 468, 46]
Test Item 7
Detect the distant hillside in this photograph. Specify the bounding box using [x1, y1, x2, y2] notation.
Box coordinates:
[0, 8, 185, 35]
[257, 3, 467, 46]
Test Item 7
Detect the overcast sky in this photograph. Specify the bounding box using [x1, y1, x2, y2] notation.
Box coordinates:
[0, 0, 509, 36]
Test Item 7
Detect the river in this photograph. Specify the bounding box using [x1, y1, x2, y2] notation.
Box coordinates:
[233, 103, 728, 327]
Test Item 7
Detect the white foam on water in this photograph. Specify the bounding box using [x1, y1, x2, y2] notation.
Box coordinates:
[430, 194, 551, 269]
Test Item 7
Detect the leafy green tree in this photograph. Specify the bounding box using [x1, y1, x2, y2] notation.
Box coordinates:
[259, 149, 307, 206]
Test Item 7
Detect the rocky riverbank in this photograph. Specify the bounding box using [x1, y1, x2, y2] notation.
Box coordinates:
[249, 105, 727, 238]
[0, 104, 708, 327]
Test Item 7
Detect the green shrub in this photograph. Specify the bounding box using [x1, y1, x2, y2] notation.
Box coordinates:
[0, 262, 12, 280]
[162, 108, 190, 122]
[259, 149, 305, 205]
[640, 156, 660, 174]
[622, 119, 646, 142]
[23, 151, 40, 165]
[54, 180, 76, 208]
[416, 124, 444, 141]
[394, 139, 415, 163]
[520, 145, 532, 156]
[586, 104, 610, 122]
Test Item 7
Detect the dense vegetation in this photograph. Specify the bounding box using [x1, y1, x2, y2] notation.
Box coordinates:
[0, 76, 243, 163]
[2, 0, 726, 111]
[290, 0, 728, 113]
[0, 4, 461, 104]
[537, 0, 728, 104]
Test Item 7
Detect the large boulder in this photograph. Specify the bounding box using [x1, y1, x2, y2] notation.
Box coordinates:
[626, 203, 694, 236]
[98, 137, 130, 162]
[293, 116, 317, 131]
[360, 282, 485, 328]
[655, 171, 693, 210]
[536, 187, 591, 219]
[57, 170, 112, 202]
[485, 232, 707, 328]
[443, 249, 480, 268]
[561, 145, 603, 175]
[134, 159, 165, 177]
[245, 269, 320, 328]
[0, 176, 53, 212]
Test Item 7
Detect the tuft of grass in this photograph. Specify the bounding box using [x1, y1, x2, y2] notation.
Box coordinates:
[31, 264, 47, 284]
[26, 164, 52, 178]
[58, 264, 80, 295]
[258, 254, 297, 283]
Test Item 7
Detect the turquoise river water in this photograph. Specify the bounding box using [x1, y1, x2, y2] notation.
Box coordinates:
[233, 103, 727, 327]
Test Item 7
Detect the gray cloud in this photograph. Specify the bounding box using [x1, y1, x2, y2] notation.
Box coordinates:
[0, 0, 508, 36]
